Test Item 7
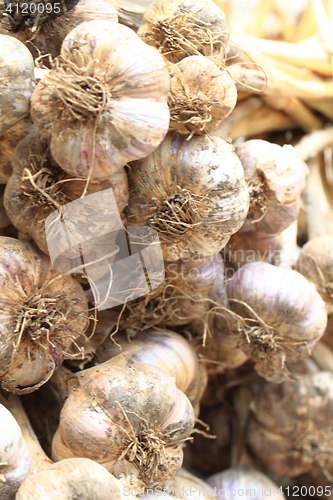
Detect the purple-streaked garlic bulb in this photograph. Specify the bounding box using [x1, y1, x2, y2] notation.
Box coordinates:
[207, 468, 286, 500]
[215, 262, 327, 382]
[16, 458, 138, 500]
[0, 237, 88, 394]
[94, 329, 207, 412]
[236, 140, 308, 234]
[0, 404, 33, 499]
[52, 355, 194, 484]
[30, 21, 170, 179]
[125, 131, 249, 260]
[296, 236, 333, 315]
[246, 372, 333, 477]
[119, 252, 226, 335]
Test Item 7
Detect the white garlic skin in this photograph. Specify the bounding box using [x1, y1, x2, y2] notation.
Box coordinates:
[0, 36, 35, 137]
[206, 469, 286, 500]
[16, 457, 137, 500]
[31, 21, 170, 179]
[0, 404, 33, 499]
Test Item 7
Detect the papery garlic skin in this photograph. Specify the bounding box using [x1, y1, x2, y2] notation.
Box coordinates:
[138, 0, 229, 64]
[52, 360, 194, 484]
[0, 237, 88, 394]
[0, 404, 33, 499]
[31, 21, 170, 179]
[94, 329, 207, 410]
[16, 457, 136, 500]
[4, 131, 129, 254]
[126, 132, 249, 260]
[222, 262, 327, 382]
[169, 56, 237, 136]
[296, 236, 333, 315]
[0, 36, 35, 137]
[246, 372, 333, 477]
[236, 140, 308, 234]
[207, 468, 286, 500]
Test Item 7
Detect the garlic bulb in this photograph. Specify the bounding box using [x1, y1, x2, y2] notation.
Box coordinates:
[31, 20, 170, 179]
[163, 468, 217, 500]
[0, 117, 35, 184]
[0, 237, 88, 394]
[195, 331, 248, 373]
[126, 132, 249, 260]
[4, 131, 129, 254]
[119, 253, 226, 335]
[246, 372, 333, 477]
[216, 262, 327, 382]
[0, 35, 35, 136]
[207, 469, 286, 500]
[0, 187, 11, 231]
[138, 0, 229, 64]
[1, 0, 118, 59]
[52, 356, 195, 484]
[235, 140, 308, 234]
[94, 328, 207, 410]
[0, 404, 33, 499]
[169, 56, 237, 136]
[16, 458, 137, 500]
[296, 236, 333, 315]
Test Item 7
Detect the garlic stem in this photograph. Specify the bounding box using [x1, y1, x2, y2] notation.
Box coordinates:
[274, 220, 298, 268]
[311, 340, 333, 373]
[294, 127, 333, 162]
[301, 159, 327, 240]
[0, 393, 52, 472]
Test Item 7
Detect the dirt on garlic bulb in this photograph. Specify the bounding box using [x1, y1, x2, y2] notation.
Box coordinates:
[125, 131, 249, 260]
[0, 237, 88, 394]
[52, 355, 195, 484]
